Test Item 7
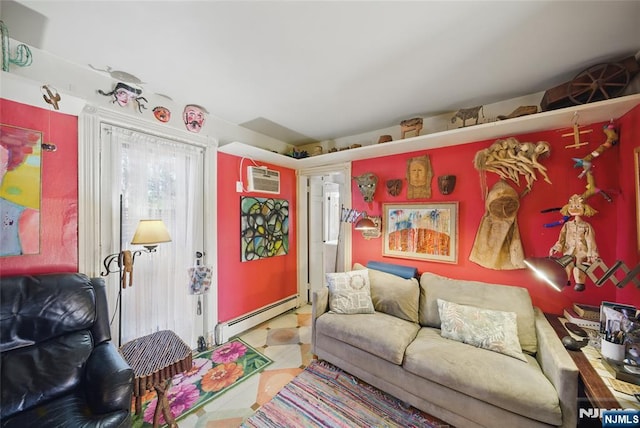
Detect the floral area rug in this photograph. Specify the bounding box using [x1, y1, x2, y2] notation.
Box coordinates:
[131, 338, 272, 427]
[242, 360, 452, 427]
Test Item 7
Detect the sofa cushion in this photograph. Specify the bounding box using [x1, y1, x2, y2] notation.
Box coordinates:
[403, 328, 562, 425]
[325, 269, 374, 314]
[0, 274, 96, 352]
[1, 331, 93, 418]
[437, 299, 527, 362]
[1, 389, 130, 428]
[354, 263, 419, 323]
[419, 272, 537, 354]
[315, 311, 420, 365]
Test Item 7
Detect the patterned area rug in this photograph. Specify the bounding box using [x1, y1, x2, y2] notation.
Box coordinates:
[131, 338, 272, 427]
[242, 360, 452, 427]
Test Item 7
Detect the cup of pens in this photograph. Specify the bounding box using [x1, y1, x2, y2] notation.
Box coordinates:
[601, 320, 626, 361]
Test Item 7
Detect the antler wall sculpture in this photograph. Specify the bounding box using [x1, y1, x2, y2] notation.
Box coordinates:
[473, 137, 552, 198]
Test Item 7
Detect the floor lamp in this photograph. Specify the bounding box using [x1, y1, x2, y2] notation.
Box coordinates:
[101, 195, 172, 346]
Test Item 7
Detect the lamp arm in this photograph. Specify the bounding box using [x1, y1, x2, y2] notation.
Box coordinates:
[101, 249, 145, 276]
[101, 252, 123, 276]
[130, 250, 143, 265]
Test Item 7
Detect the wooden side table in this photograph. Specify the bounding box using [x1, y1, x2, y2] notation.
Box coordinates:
[120, 330, 192, 428]
[546, 314, 620, 410]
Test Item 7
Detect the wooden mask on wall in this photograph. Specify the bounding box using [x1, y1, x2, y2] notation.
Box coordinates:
[353, 172, 379, 203]
[438, 175, 456, 195]
[386, 179, 403, 197]
[406, 155, 432, 199]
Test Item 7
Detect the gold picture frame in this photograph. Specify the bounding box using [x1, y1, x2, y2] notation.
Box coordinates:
[382, 202, 458, 263]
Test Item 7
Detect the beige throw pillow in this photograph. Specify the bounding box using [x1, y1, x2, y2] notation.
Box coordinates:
[419, 272, 537, 354]
[354, 263, 419, 323]
[437, 299, 527, 362]
[325, 270, 374, 314]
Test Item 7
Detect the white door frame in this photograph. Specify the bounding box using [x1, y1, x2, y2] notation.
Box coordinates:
[297, 162, 351, 304]
[78, 105, 218, 341]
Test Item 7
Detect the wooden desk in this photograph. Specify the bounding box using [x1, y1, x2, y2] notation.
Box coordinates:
[120, 330, 192, 428]
[545, 314, 621, 410]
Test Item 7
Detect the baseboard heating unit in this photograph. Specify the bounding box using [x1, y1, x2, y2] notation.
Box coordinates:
[214, 295, 298, 344]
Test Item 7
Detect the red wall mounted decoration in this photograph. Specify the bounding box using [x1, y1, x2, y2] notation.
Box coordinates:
[351, 108, 640, 315]
[217, 153, 297, 322]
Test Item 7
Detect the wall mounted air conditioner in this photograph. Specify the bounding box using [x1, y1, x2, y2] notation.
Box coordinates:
[247, 166, 280, 194]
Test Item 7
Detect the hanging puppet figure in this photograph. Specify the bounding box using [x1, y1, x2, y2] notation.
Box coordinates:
[549, 194, 600, 291]
[98, 82, 147, 113]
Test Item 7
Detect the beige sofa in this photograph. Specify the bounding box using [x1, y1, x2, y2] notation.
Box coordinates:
[312, 264, 579, 427]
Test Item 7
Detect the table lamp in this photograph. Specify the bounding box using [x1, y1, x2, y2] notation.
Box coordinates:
[130, 219, 172, 252]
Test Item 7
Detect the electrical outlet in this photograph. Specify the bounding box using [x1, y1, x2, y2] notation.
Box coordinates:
[236, 181, 243, 192]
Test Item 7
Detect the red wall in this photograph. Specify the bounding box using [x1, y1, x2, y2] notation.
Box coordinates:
[616, 105, 640, 306]
[217, 152, 297, 322]
[351, 111, 640, 314]
[0, 99, 78, 275]
[3, 96, 636, 317]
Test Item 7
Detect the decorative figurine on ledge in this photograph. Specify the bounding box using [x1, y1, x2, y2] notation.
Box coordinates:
[496, 105, 538, 120]
[451, 105, 484, 127]
[549, 194, 600, 291]
[400, 118, 423, 139]
[378, 135, 393, 144]
[287, 148, 309, 159]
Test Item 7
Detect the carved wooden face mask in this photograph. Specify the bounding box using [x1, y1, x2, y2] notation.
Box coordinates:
[438, 175, 456, 195]
[353, 173, 378, 203]
[386, 179, 402, 197]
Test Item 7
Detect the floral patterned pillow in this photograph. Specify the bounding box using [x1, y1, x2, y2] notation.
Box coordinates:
[437, 299, 527, 362]
[326, 270, 375, 314]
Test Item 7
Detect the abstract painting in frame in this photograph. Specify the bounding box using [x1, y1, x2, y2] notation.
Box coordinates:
[383, 202, 458, 263]
[0, 124, 42, 257]
[241, 196, 289, 262]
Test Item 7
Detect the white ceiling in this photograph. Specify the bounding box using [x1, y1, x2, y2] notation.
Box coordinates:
[3, 1, 640, 145]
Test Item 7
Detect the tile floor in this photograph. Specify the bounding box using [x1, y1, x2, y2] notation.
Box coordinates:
[177, 304, 313, 427]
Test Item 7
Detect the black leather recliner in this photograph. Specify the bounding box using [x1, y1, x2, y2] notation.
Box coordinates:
[1, 273, 134, 427]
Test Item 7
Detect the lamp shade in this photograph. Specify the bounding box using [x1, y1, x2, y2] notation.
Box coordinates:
[354, 216, 377, 231]
[131, 220, 172, 246]
[524, 257, 568, 292]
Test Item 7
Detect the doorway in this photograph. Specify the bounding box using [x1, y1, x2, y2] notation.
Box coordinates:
[297, 163, 351, 302]
[78, 107, 217, 349]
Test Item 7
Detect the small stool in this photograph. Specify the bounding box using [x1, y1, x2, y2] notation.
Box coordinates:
[120, 330, 192, 427]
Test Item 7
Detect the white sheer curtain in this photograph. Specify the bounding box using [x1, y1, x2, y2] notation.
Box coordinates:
[101, 124, 204, 348]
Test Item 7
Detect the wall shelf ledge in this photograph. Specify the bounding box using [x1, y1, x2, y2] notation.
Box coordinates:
[218, 93, 640, 169]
